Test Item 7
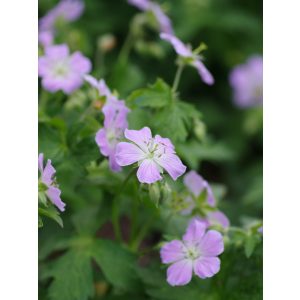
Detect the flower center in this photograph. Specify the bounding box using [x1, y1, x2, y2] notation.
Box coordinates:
[53, 60, 70, 78]
[184, 245, 200, 260]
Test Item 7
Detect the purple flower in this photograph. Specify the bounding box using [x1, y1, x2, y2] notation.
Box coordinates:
[229, 56, 263, 108]
[160, 219, 224, 286]
[84, 75, 113, 99]
[38, 30, 54, 48]
[38, 44, 91, 94]
[87, 76, 130, 172]
[115, 127, 186, 184]
[39, 0, 84, 32]
[128, 0, 173, 34]
[192, 212, 230, 230]
[95, 100, 130, 172]
[160, 33, 214, 85]
[258, 226, 263, 234]
[38, 153, 66, 212]
[184, 170, 216, 207]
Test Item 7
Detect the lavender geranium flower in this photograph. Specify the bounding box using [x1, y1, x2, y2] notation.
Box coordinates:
[38, 44, 91, 94]
[160, 219, 224, 286]
[115, 127, 186, 184]
[38, 30, 54, 48]
[38, 153, 66, 212]
[128, 0, 173, 34]
[95, 99, 130, 172]
[229, 56, 263, 108]
[39, 0, 84, 32]
[184, 170, 216, 207]
[160, 33, 214, 85]
[86, 75, 130, 172]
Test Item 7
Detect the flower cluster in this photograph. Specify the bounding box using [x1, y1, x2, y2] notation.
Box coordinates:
[38, 153, 66, 212]
[128, 0, 173, 34]
[229, 56, 263, 108]
[160, 219, 224, 286]
[115, 127, 187, 183]
[38, 44, 91, 94]
[84, 75, 130, 172]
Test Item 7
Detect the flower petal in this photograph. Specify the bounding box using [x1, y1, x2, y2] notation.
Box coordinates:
[192, 60, 214, 85]
[166, 259, 193, 286]
[160, 240, 186, 264]
[199, 230, 224, 257]
[124, 127, 152, 151]
[38, 153, 44, 173]
[137, 159, 162, 184]
[70, 52, 92, 74]
[156, 153, 186, 181]
[83, 74, 99, 89]
[193, 257, 220, 279]
[115, 142, 145, 166]
[108, 150, 122, 172]
[183, 170, 206, 197]
[46, 186, 66, 212]
[95, 128, 110, 157]
[160, 33, 192, 57]
[207, 211, 230, 229]
[183, 219, 206, 244]
[42, 159, 56, 186]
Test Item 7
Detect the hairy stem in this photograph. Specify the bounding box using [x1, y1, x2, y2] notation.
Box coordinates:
[172, 63, 185, 94]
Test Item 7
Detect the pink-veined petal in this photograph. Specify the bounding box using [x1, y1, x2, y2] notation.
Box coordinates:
[115, 142, 145, 166]
[166, 259, 193, 286]
[124, 127, 152, 151]
[136, 159, 162, 184]
[183, 219, 206, 244]
[156, 153, 186, 181]
[160, 240, 186, 264]
[193, 257, 220, 279]
[198, 230, 224, 257]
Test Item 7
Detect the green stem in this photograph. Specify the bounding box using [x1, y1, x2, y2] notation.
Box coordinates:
[112, 168, 136, 242]
[171, 63, 185, 94]
[118, 30, 134, 64]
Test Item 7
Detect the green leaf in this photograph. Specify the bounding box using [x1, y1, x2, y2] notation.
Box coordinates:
[155, 101, 200, 143]
[91, 239, 140, 290]
[244, 234, 259, 258]
[38, 207, 63, 228]
[46, 250, 94, 300]
[127, 78, 172, 108]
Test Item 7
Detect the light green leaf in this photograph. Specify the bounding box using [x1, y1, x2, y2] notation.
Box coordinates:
[38, 207, 63, 228]
[127, 78, 172, 108]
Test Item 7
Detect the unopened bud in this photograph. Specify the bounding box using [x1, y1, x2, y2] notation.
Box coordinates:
[194, 118, 206, 141]
[98, 34, 117, 53]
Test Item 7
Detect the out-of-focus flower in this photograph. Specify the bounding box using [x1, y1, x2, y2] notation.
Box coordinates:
[38, 44, 91, 94]
[258, 226, 263, 234]
[38, 30, 54, 48]
[192, 211, 230, 230]
[86, 75, 130, 172]
[128, 0, 173, 34]
[116, 127, 186, 184]
[38, 153, 66, 212]
[160, 33, 214, 85]
[95, 99, 130, 172]
[229, 56, 263, 108]
[84, 75, 112, 99]
[39, 0, 84, 32]
[184, 170, 216, 207]
[160, 219, 224, 286]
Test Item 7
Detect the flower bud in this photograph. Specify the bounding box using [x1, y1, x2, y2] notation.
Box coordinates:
[98, 34, 117, 53]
